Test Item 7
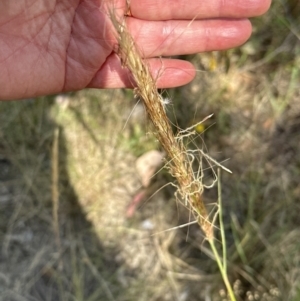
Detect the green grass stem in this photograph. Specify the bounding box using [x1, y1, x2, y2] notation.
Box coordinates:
[208, 169, 237, 301]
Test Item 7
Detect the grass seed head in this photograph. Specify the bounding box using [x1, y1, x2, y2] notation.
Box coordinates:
[108, 8, 214, 238]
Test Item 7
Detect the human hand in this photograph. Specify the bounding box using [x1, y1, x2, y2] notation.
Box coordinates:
[0, 0, 271, 100]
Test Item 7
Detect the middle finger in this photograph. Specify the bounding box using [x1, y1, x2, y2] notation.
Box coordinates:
[126, 17, 252, 57]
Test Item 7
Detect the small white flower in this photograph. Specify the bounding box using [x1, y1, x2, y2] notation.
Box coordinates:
[163, 97, 171, 105]
[160, 96, 172, 107]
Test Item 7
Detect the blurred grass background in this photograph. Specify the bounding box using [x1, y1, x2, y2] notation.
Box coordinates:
[1, 1, 300, 300]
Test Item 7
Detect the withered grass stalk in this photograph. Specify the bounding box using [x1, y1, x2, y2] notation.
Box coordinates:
[109, 12, 213, 239]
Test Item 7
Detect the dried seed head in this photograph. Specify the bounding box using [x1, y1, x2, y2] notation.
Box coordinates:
[109, 8, 213, 239]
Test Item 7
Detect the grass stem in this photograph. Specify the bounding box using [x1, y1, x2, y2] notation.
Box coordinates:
[208, 169, 236, 301]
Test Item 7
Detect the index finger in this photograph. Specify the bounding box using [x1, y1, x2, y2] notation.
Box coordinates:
[129, 0, 272, 20]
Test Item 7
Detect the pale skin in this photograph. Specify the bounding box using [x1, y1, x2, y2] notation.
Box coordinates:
[0, 0, 271, 101]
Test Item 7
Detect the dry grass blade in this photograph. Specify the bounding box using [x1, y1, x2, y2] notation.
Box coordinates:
[109, 11, 213, 239]
[52, 127, 63, 270]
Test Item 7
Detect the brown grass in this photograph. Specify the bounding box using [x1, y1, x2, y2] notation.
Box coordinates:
[109, 10, 213, 239]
